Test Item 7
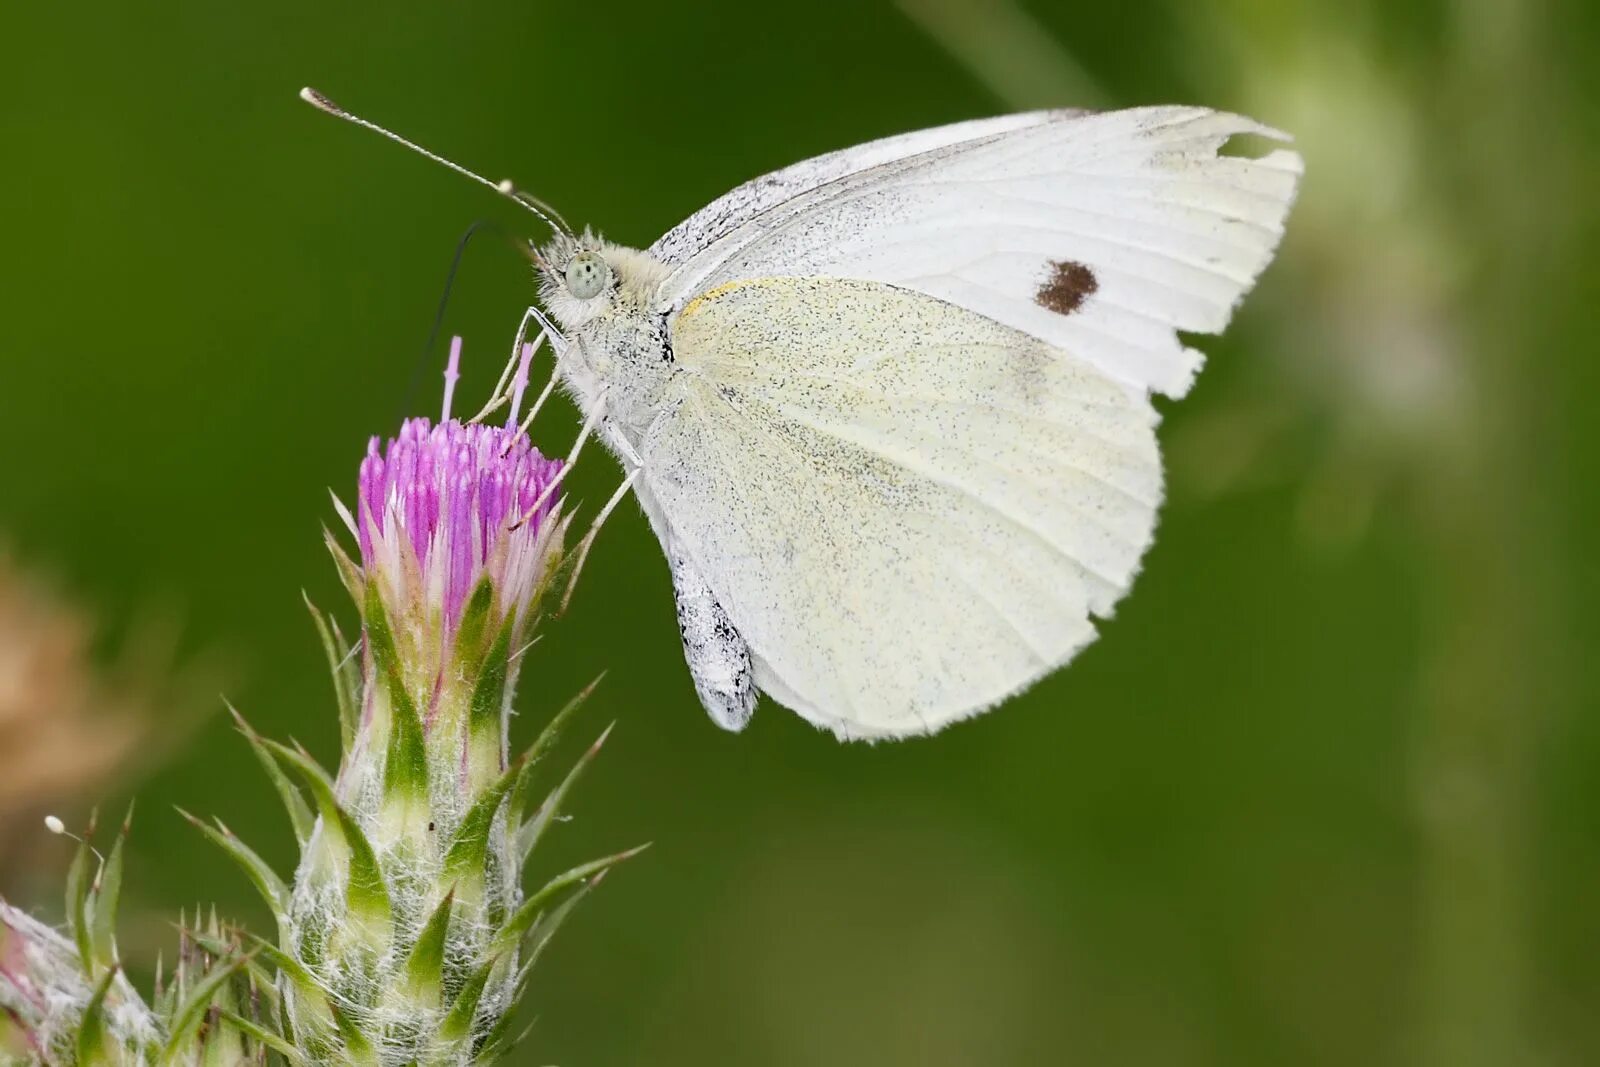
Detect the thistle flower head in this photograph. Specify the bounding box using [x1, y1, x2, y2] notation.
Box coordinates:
[356, 416, 562, 649]
[323, 341, 572, 799]
[275, 336, 629, 1064]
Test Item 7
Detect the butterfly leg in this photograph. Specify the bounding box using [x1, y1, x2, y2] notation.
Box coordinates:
[558, 467, 641, 613]
[471, 304, 567, 423]
[669, 544, 756, 732]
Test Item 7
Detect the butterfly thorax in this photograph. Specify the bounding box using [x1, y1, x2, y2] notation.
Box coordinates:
[540, 237, 679, 449]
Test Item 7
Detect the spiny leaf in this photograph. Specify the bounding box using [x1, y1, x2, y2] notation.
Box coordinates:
[161, 952, 252, 1062]
[383, 690, 429, 811]
[509, 871, 609, 994]
[235, 931, 316, 996]
[452, 576, 496, 669]
[323, 526, 364, 603]
[188, 930, 281, 1015]
[494, 843, 648, 956]
[518, 724, 613, 862]
[332, 1004, 379, 1066]
[443, 757, 525, 893]
[74, 965, 117, 1065]
[64, 818, 94, 978]
[228, 703, 314, 847]
[509, 673, 605, 827]
[262, 739, 391, 933]
[403, 888, 455, 1004]
[89, 803, 132, 969]
[179, 809, 287, 919]
[156, 949, 180, 1019]
[219, 1008, 303, 1064]
[467, 612, 514, 744]
[303, 592, 359, 750]
[474, 1007, 535, 1066]
[360, 581, 408, 709]
[364, 583, 428, 806]
[327, 614, 360, 734]
[437, 953, 499, 1046]
[235, 930, 336, 1041]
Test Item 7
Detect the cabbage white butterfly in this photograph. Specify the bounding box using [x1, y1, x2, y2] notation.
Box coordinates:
[303, 89, 1302, 741]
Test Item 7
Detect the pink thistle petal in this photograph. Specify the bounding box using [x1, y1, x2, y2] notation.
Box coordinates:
[506, 342, 535, 428]
[441, 335, 463, 422]
[353, 339, 564, 656]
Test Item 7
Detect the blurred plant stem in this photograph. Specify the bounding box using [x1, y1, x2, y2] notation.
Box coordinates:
[900, 1, 1581, 1063]
[1407, 3, 1572, 1064]
[893, 0, 1107, 109]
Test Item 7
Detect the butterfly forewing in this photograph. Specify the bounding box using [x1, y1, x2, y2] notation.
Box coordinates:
[656, 106, 1302, 401]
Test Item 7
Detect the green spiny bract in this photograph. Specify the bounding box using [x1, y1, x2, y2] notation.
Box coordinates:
[232, 620, 634, 1065]
[0, 810, 273, 1066]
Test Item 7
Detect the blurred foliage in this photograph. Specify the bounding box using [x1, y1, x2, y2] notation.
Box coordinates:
[0, 1, 1595, 1065]
[0, 548, 212, 900]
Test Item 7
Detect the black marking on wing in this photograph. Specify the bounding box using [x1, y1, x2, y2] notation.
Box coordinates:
[1035, 260, 1098, 315]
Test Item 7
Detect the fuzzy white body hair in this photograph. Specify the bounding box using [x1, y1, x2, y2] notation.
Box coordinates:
[539, 233, 676, 446]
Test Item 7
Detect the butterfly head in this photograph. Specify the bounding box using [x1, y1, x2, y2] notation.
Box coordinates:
[537, 229, 670, 333]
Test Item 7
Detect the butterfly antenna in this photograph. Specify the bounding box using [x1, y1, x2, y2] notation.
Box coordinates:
[399, 219, 507, 420]
[299, 87, 573, 238]
[498, 182, 573, 235]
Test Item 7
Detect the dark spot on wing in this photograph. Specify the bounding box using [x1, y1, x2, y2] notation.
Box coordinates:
[1035, 260, 1098, 315]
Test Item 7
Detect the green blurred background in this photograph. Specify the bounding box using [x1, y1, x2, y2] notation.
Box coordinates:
[2, 1, 1596, 1064]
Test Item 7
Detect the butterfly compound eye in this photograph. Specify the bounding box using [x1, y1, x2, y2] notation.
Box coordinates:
[565, 251, 610, 300]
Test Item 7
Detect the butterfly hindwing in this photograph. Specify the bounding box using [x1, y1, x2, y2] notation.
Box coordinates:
[644, 276, 1162, 738]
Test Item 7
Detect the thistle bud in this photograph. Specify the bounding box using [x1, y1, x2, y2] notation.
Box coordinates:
[351, 414, 565, 800]
[1, 812, 266, 1064]
[277, 338, 634, 1063]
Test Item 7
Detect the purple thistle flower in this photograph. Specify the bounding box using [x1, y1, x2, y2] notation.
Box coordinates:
[323, 337, 574, 798]
[341, 338, 567, 692]
[356, 416, 562, 639]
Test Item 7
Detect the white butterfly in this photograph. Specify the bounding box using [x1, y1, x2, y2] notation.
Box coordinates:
[306, 92, 1302, 741]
